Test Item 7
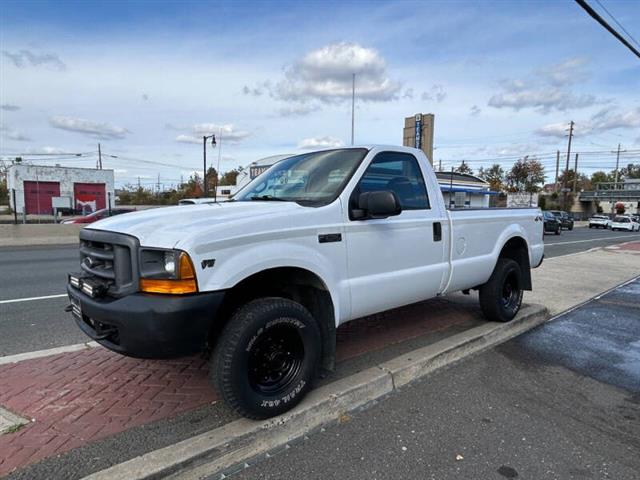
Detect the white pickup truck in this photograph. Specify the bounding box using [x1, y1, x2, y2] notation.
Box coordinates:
[67, 146, 544, 418]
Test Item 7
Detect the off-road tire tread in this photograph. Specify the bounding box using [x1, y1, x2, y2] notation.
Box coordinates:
[211, 297, 319, 419]
[479, 258, 523, 323]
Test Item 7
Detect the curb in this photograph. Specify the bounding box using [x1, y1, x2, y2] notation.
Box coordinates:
[83, 303, 548, 480]
[0, 342, 99, 366]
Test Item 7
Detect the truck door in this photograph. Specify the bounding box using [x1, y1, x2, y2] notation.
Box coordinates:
[345, 151, 448, 319]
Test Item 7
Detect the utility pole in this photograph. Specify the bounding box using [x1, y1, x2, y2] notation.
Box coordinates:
[137, 176, 141, 189]
[573, 153, 579, 193]
[554, 150, 560, 193]
[215, 127, 222, 202]
[98, 143, 102, 170]
[562, 121, 574, 210]
[614, 143, 622, 187]
[351, 73, 355, 146]
[438, 159, 442, 171]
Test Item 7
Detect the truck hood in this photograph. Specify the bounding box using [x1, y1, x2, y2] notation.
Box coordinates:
[86, 202, 305, 249]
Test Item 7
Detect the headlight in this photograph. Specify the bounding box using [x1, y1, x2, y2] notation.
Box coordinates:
[139, 249, 198, 294]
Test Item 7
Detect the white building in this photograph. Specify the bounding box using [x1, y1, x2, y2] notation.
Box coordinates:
[435, 171, 495, 208]
[7, 164, 115, 215]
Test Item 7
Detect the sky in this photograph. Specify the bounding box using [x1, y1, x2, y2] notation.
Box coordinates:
[1, 0, 639, 189]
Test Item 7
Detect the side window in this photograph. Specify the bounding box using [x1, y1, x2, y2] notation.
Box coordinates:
[354, 152, 430, 210]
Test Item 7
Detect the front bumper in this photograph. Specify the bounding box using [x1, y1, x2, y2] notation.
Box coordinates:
[67, 284, 225, 359]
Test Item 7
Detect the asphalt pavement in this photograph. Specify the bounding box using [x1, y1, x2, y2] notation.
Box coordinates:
[1, 226, 639, 356]
[233, 277, 640, 480]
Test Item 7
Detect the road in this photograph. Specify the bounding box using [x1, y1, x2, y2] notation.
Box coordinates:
[1, 226, 639, 356]
[234, 278, 640, 480]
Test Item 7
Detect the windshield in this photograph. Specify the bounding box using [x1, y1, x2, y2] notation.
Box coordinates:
[614, 217, 629, 222]
[234, 148, 368, 206]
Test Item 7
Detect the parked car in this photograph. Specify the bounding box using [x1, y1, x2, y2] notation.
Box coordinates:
[61, 208, 136, 224]
[178, 198, 218, 205]
[67, 145, 544, 419]
[550, 210, 574, 230]
[543, 211, 561, 235]
[588, 215, 611, 229]
[611, 216, 640, 232]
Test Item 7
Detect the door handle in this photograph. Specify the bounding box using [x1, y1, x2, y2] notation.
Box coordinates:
[433, 222, 442, 242]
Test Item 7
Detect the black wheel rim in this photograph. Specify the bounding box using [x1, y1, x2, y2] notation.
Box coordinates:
[501, 272, 520, 310]
[248, 322, 304, 395]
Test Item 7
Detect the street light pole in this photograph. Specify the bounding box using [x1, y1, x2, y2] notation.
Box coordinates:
[202, 134, 217, 197]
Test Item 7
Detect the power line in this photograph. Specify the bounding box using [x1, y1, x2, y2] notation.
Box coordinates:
[574, 0, 640, 59]
[594, 0, 640, 50]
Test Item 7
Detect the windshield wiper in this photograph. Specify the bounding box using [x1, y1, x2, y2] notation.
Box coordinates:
[250, 195, 290, 202]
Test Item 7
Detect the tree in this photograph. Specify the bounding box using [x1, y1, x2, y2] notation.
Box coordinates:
[455, 161, 474, 175]
[590, 170, 614, 186]
[557, 169, 591, 192]
[204, 167, 219, 195]
[478, 164, 505, 192]
[219, 168, 240, 186]
[505, 156, 545, 193]
[620, 163, 640, 180]
[0, 178, 8, 206]
[615, 202, 626, 215]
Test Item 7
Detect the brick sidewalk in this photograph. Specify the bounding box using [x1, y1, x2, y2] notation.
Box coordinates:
[0, 297, 476, 476]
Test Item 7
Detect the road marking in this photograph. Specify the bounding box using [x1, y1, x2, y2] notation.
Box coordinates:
[0, 341, 100, 365]
[0, 293, 67, 305]
[545, 234, 640, 246]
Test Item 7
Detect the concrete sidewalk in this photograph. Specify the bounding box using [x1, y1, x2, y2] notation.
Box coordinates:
[0, 224, 82, 247]
[527, 241, 640, 315]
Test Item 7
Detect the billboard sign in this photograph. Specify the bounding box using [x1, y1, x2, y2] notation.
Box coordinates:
[507, 192, 539, 208]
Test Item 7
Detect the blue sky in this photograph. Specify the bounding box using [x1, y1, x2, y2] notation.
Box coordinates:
[1, 0, 639, 188]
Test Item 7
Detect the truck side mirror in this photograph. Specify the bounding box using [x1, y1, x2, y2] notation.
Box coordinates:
[354, 191, 402, 220]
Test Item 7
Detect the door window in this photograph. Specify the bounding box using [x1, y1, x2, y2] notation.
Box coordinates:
[353, 152, 430, 211]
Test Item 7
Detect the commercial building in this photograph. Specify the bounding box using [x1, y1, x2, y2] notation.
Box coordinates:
[435, 171, 494, 208]
[402, 113, 435, 165]
[7, 164, 115, 215]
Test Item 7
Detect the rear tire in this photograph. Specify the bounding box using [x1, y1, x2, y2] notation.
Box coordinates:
[211, 297, 321, 419]
[479, 258, 524, 323]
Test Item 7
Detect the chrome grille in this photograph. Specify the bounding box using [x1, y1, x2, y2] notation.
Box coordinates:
[80, 241, 116, 281]
[78, 230, 140, 297]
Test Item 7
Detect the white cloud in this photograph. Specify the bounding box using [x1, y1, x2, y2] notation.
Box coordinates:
[470, 105, 481, 116]
[174, 123, 251, 144]
[0, 123, 30, 141]
[192, 123, 250, 143]
[175, 134, 201, 144]
[278, 104, 321, 117]
[536, 106, 640, 138]
[297, 136, 344, 150]
[488, 57, 599, 113]
[2, 49, 66, 71]
[1, 104, 20, 111]
[421, 84, 447, 103]
[49, 116, 129, 139]
[537, 57, 589, 87]
[248, 42, 401, 105]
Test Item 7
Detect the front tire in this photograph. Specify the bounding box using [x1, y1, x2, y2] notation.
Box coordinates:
[479, 258, 524, 323]
[211, 297, 321, 419]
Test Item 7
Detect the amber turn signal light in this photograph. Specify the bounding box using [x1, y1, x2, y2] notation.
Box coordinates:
[140, 252, 198, 294]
